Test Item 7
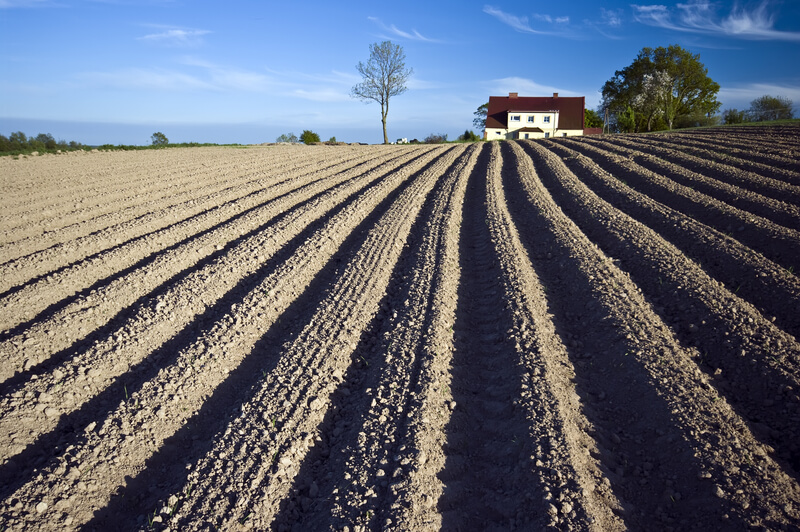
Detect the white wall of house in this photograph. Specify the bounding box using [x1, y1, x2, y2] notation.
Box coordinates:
[486, 109, 583, 140]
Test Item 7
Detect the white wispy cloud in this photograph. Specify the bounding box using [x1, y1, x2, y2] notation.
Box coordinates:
[632, 0, 800, 41]
[138, 25, 211, 47]
[483, 5, 549, 34]
[78, 68, 216, 91]
[532, 13, 569, 24]
[78, 58, 275, 93]
[718, 82, 800, 108]
[601, 8, 623, 27]
[483, 5, 577, 37]
[367, 17, 440, 42]
[291, 88, 351, 102]
[485, 77, 582, 98]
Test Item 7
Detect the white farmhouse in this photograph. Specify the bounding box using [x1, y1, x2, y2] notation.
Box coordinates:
[484, 92, 594, 140]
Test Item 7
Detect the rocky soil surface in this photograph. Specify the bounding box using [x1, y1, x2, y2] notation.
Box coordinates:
[1, 125, 799, 531]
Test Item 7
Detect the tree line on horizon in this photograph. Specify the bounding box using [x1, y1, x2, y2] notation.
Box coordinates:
[0, 131, 85, 155]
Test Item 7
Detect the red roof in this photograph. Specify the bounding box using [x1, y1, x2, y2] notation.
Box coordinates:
[486, 94, 585, 130]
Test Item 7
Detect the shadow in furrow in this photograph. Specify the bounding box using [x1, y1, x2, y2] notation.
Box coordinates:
[586, 136, 800, 212]
[439, 146, 550, 531]
[83, 151, 444, 530]
[647, 134, 800, 180]
[538, 140, 800, 341]
[497, 141, 753, 530]
[271, 148, 469, 531]
[520, 141, 800, 479]
[0, 151, 425, 395]
[0, 149, 409, 335]
[0, 152, 428, 507]
[560, 139, 800, 271]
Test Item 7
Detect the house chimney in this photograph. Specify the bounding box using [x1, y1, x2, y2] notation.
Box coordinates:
[509, 92, 518, 98]
[553, 92, 559, 98]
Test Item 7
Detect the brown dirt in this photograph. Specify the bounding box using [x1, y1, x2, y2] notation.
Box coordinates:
[1, 127, 799, 531]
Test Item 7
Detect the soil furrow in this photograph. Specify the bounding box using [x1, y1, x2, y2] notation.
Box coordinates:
[0, 147, 322, 240]
[0, 145, 455, 531]
[559, 137, 800, 271]
[584, 134, 800, 210]
[674, 130, 800, 162]
[1, 131, 798, 531]
[521, 139, 800, 476]
[480, 142, 625, 530]
[0, 145, 447, 505]
[0, 148, 434, 392]
[538, 140, 800, 340]
[268, 145, 479, 532]
[118, 145, 466, 531]
[0, 146, 423, 336]
[629, 132, 800, 185]
[0, 151, 237, 240]
[0, 146, 382, 267]
[499, 139, 800, 530]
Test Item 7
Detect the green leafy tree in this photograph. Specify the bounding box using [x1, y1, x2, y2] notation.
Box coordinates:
[584, 109, 604, 128]
[300, 130, 321, 144]
[9, 131, 27, 150]
[276, 132, 298, 143]
[617, 106, 636, 133]
[458, 130, 480, 142]
[750, 95, 794, 121]
[34, 133, 57, 150]
[723, 109, 746, 124]
[601, 44, 720, 131]
[473, 102, 489, 130]
[351, 41, 413, 144]
[151, 132, 169, 146]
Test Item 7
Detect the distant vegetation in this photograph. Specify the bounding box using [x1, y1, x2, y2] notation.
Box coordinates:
[0, 131, 85, 156]
[473, 103, 488, 131]
[300, 130, 321, 145]
[424, 133, 449, 144]
[584, 109, 604, 128]
[723, 95, 794, 125]
[0, 130, 247, 156]
[457, 130, 481, 142]
[276, 132, 299, 143]
[151, 132, 169, 146]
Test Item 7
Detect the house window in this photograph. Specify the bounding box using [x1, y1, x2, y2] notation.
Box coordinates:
[543, 116, 551, 123]
[544, 132, 550, 138]
[496, 131, 502, 135]
[524, 133, 529, 139]
[510, 115, 520, 121]
[527, 116, 535, 123]
[562, 133, 567, 137]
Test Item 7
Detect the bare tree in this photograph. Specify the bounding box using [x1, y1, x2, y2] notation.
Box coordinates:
[351, 41, 413, 144]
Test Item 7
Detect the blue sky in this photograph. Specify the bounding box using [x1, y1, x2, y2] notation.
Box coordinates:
[1, 0, 799, 145]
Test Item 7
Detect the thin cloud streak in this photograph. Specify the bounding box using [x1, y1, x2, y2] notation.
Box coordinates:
[367, 17, 440, 42]
[483, 5, 551, 34]
[484, 76, 582, 99]
[138, 25, 211, 47]
[632, 0, 800, 41]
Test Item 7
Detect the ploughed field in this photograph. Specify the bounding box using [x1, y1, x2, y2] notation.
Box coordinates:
[1, 125, 799, 531]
